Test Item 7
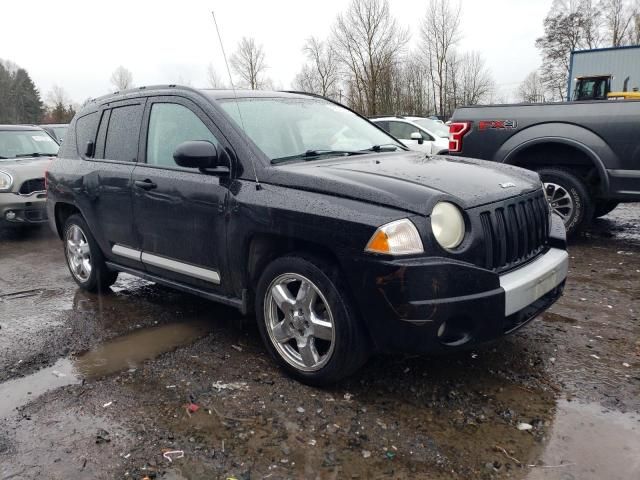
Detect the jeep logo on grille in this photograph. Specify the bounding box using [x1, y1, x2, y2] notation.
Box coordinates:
[499, 182, 516, 188]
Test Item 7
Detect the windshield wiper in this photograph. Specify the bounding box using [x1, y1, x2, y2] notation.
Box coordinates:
[361, 143, 402, 153]
[271, 149, 366, 164]
[15, 152, 57, 158]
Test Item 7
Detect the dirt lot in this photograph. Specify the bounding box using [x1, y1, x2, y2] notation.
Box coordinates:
[1, 205, 639, 480]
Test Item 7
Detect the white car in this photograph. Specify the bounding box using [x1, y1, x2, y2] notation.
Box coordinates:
[370, 116, 450, 155]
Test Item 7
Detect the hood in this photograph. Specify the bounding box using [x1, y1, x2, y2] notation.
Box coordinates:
[0, 157, 53, 192]
[266, 152, 541, 215]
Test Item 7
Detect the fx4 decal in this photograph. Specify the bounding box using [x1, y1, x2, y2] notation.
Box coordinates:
[478, 120, 518, 131]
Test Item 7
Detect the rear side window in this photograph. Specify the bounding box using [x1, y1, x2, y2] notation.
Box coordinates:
[75, 112, 100, 157]
[387, 121, 420, 140]
[103, 104, 144, 162]
[146, 103, 219, 168]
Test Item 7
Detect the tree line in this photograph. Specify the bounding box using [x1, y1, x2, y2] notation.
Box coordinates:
[0, 60, 76, 124]
[520, 0, 640, 102]
[217, 0, 494, 119]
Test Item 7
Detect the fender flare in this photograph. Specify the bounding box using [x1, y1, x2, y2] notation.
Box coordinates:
[494, 123, 615, 194]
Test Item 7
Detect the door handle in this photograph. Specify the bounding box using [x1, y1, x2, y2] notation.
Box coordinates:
[134, 179, 157, 190]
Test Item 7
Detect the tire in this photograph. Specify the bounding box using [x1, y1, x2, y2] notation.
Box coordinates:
[537, 168, 594, 237]
[255, 255, 369, 386]
[63, 214, 118, 293]
[593, 200, 619, 218]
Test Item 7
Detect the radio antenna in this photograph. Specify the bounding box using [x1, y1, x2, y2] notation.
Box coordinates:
[211, 9, 261, 190]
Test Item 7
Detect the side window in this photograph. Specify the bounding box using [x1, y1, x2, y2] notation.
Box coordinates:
[75, 112, 100, 157]
[387, 121, 420, 140]
[375, 121, 390, 132]
[146, 103, 220, 168]
[103, 104, 144, 162]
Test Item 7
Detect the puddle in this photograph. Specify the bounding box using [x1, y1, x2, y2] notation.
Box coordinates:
[0, 358, 80, 418]
[526, 400, 640, 480]
[0, 320, 215, 419]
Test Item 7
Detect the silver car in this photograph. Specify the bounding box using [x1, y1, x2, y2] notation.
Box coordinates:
[0, 125, 58, 227]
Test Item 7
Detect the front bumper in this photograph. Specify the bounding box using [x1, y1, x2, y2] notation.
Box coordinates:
[0, 192, 48, 226]
[342, 219, 568, 353]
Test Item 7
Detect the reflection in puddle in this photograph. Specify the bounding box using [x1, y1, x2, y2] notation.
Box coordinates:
[527, 400, 640, 480]
[0, 320, 215, 419]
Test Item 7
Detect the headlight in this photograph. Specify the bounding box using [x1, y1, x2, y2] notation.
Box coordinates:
[0, 171, 13, 192]
[431, 202, 465, 249]
[365, 218, 424, 255]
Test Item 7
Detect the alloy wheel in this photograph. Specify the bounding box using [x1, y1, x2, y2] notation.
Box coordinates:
[65, 224, 92, 283]
[544, 182, 575, 224]
[264, 273, 335, 372]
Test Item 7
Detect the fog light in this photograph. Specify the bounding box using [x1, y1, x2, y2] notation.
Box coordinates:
[5, 210, 16, 221]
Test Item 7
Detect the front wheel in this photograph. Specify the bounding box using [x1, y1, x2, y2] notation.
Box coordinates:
[255, 255, 369, 386]
[63, 214, 118, 292]
[537, 168, 593, 237]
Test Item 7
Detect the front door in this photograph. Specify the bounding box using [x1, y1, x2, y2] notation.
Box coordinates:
[131, 97, 230, 293]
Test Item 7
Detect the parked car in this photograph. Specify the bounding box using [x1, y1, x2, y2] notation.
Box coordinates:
[40, 123, 68, 144]
[0, 125, 57, 227]
[47, 86, 568, 385]
[449, 100, 640, 236]
[371, 116, 449, 154]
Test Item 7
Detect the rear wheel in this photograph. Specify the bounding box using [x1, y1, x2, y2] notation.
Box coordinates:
[256, 255, 369, 386]
[63, 214, 118, 292]
[537, 168, 593, 237]
[593, 200, 619, 218]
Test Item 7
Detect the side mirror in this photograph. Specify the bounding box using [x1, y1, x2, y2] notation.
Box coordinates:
[410, 131, 424, 145]
[173, 141, 218, 169]
[84, 140, 95, 157]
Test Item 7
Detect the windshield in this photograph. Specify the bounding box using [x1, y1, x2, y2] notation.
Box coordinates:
[413, 118, 450, 138]
[0, 130, 59, 159]
[217, 97, 404, 161]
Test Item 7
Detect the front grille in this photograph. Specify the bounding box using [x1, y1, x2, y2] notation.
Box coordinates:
[479, 191, 549, 272]
[18, 178, 46, 195]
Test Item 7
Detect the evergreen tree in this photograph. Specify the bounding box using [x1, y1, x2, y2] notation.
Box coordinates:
[11, 68, 43, 123]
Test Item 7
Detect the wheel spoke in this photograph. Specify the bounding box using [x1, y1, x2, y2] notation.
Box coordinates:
[271, 283, 296, 313]
[310, 313, 333, 341]
[297, 337, 320, 367]
[296, 281, 316, 309]
[79, 243, 90, 256]
[271, 320, 293, 344]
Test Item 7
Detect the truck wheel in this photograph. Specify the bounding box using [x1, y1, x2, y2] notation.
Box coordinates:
[537, 168, 593, 237]
[256, 255, 369, 386]
[63, 214, 118, 293]
[593, 200, 619, 218]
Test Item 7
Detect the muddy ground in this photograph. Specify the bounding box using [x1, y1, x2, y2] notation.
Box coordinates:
[0, 205, 639, 480]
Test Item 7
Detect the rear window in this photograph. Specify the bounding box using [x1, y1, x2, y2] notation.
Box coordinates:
[103, 104, 144, 162]
[75, 112, 100, 156]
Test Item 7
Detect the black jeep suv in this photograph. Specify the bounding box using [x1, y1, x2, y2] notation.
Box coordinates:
[47, 86, 568, 384]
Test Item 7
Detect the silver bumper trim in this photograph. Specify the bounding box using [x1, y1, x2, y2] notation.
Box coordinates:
[500, 248, 568, 316]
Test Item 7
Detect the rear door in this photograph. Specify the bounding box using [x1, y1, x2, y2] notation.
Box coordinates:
[131, 96, 230, 293]
[83, 99, 145, 269]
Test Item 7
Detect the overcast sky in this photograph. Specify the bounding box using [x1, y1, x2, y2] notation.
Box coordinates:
[3, 0, 552, 105]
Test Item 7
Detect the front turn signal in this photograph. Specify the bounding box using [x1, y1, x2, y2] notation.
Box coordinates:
[365, 219, 424, 255]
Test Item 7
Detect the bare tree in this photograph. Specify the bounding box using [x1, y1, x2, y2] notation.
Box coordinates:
[601, 0, 636, 45]
[46, 84, 70, 108]
[457, 51, 494, 106]
[230, 37, 267, 90]
[518, 71, 548, 102]
[536, 1, 589, 100]
[420, 0, 462, 116]
[332, 0, 409, 115]
[301, 37, 340, 98]
[292, 64, 318, 93]
[207, 63, 225, 89]
[110, 66, 133, 91]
